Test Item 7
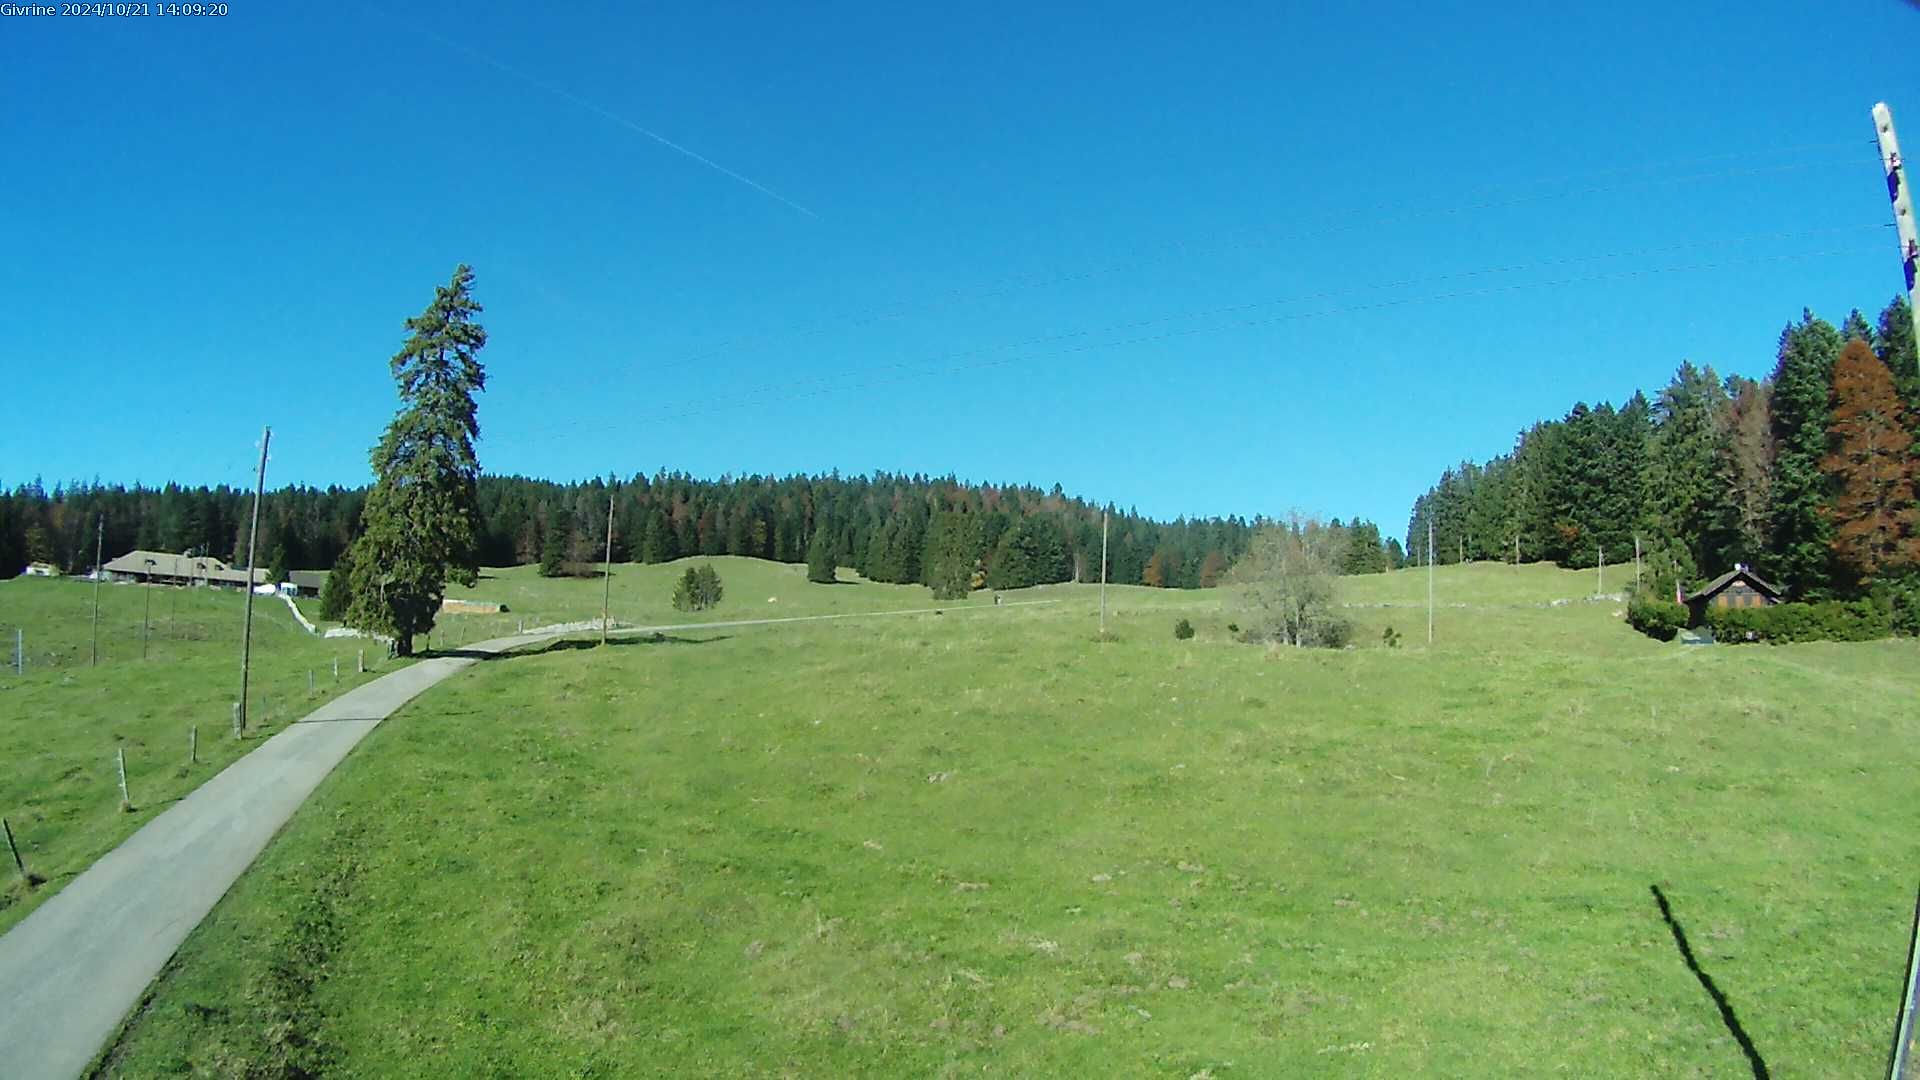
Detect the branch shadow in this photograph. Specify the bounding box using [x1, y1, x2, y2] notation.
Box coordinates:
[1650, 884, 1771, 1079]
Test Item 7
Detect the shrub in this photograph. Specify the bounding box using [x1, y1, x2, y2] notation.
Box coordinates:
[1173, 618, 1194, 640]
[1704, 598, 1892, 644]
[1873, 571, 1920, 637]
[1626, 598, 1688, 641]
[672, 564, 724, 612]
[1382, 625, 1401, 648]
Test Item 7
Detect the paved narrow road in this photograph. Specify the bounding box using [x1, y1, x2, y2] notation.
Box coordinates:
[0, 599, 1055, 1079]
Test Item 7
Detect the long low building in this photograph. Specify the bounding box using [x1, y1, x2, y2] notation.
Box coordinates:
[101, 550, 268, 590]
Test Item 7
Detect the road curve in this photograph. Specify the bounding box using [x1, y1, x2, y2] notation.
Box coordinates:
[0, 600, 1054, 1079]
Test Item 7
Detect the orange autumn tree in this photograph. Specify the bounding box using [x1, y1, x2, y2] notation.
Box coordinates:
[1823, 338, 1920, 584]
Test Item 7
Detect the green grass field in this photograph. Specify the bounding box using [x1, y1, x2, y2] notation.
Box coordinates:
[432, 556, 1004, 642]
[76, 562, 1920, 1074]
[0, 577, 411, 934]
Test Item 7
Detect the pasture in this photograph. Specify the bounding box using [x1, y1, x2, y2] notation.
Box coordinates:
[0, 577, 406, 934]
[69, 562, 1920, 1074]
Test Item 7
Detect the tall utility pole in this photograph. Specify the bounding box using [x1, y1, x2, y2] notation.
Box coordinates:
[1885, 104, 1920, 1075]
[89, 515, 103, 666]
[1426, 519, 1434, 646]
[236, 427, 270, 736]
[141, 558, 154, 659]
[1874, 103, 1920, 350]
[600, 494, 615, 647]
[1099, 511, 1109, 638]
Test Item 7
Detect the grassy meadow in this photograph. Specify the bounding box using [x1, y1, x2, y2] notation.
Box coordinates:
[432, 556, 997, 642]
[0, 577, 411, 934]
[92, 559, 1920, 1075]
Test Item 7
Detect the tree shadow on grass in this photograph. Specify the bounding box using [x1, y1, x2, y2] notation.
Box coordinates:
[485, 634, 732, 660]
[1650, 884, 1771, 1079]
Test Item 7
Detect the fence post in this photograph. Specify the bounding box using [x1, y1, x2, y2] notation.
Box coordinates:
[332, 657, 339, 682]
[357, 648, 364, 674]
[116, 748, 131, 812]
[231, 701, 241, 738]
[190, 725, 197, 765]
[307, 669, 315, 695]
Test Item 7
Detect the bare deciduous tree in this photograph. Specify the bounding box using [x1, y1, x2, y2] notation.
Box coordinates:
[1225, 514, 1350, 648]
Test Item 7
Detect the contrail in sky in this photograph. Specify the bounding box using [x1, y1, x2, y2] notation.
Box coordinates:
[413, 23, 819, 218]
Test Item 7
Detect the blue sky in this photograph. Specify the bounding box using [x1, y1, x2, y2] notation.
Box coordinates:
[2, 1, 1915, 540]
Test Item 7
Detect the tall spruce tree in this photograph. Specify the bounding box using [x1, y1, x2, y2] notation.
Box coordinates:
[923, 510, 980, 600]
[345, 265, 488, 655]
[1648, 362, 1731, 579]
[1766, 311, 1843, 596]
[805, 525, 836, 583]
[1878, 295, 1919, 410]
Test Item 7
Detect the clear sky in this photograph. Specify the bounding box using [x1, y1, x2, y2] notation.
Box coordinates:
[2, 1, 1915, 540]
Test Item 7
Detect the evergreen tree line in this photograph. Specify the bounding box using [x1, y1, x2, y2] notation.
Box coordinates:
[0, 471, 1404, 592]
[1405, 296, 1920, 601]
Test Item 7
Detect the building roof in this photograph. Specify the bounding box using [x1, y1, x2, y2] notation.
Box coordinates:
[287, 569, 330, 591]
[1684, 563, 1784, 602]
[102, 550, 266, 586]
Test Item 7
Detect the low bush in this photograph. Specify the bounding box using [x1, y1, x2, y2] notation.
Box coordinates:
[1173, 618, 1194, 640]
[1626, 598, 1688, 641]
[1705, 598, 1892, 644]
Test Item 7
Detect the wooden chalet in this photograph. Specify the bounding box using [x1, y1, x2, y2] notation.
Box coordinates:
[1683, 563, 1784, 624]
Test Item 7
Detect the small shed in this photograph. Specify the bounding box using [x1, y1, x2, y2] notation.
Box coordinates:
[1684, 563, 1784, 624]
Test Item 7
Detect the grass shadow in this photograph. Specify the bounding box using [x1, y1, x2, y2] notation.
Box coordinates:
[492, 634, 732, 659]
[1651, 884, 1770, 1079]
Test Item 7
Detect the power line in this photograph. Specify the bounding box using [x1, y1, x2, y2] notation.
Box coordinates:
[377, 7, 818, 218]
[661, 149, 1865, 366]
[486, 226, 1886, 446]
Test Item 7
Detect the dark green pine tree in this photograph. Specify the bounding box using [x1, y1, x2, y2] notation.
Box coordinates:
[1765, 311, 1844, 596]
[1648, 362, 1730, 580]
[1841, 308, 1876, 346]
[319, 542, 356, 620]
[1878, 296, 1918, 411]
[345, 265, 489, 655]
[539, 508, 567, 578]
[267, 542, 291, 586]
[805, 525, 836, 583]
[923, 510, 980, 600]
[641, 509, 679, 564]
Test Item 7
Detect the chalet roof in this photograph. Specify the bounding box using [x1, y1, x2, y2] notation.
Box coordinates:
[102, 550, 266, 586]
[1685, 563, 1784, 602]
[287, 569, 330, 591]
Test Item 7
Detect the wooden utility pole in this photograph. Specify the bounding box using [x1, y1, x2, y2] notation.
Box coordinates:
[1634, 534, 1643, 589]
[1874, 103, 1920, 350]
[600, 493, 615, 647]
[236, 427, 270, 736]
[1427, 519, 1434, 646]
[89, 515, 102, 666]
[1099, 511, 1109, 638]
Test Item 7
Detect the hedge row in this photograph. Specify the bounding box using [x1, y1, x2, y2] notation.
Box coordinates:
[1705, 599, 1892, 644]
[1626, 598, 1688, 641]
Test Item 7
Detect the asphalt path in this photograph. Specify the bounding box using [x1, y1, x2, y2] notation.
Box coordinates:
[0, 598, 1055, 1078]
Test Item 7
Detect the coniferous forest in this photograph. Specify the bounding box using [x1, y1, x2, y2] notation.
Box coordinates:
[1406, 296, 1919, 600]
[0, 471, 1401, 592]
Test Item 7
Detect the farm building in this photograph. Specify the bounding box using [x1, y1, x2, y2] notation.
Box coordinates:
[284, 569, 330, 597]
[1683, 564, 1783, 624]
[100, 550, 268, 590]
